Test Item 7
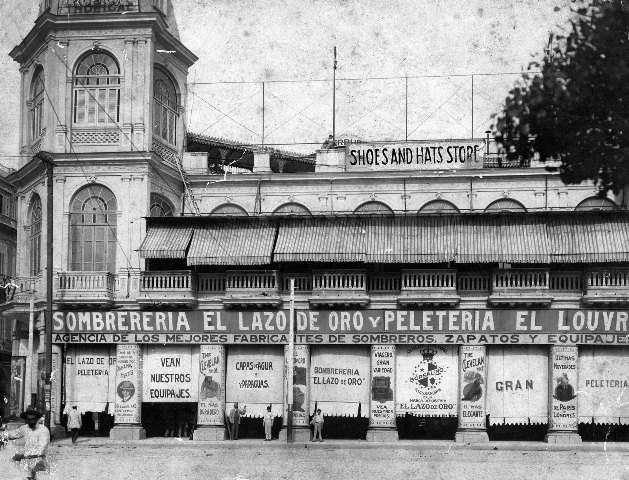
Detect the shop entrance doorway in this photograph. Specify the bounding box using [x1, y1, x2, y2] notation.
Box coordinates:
[142, 403, 197, 438]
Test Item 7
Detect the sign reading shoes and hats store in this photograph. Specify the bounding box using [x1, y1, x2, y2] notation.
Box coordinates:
[345, 140, 486, 172]
[52, 309, 629, 345]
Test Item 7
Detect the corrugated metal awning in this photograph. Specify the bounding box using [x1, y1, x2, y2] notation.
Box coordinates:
[457, 214, 549, 263]
[274, 217, 366, 262]
[138, 225, 193, 259]
[549, 213, 629, 263]
[187, 219, 276, 265]
[364, 216, 458, 263]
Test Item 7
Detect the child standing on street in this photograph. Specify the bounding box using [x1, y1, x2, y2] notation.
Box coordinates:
[310, 409, 324, 442]
[263, 406, 273, 441]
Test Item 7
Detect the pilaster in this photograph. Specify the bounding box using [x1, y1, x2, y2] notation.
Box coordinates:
[545, 345, 582, 444]
[110, 344, 146, 440]
[367, 344, 397, 442]
[194, 345, 227, 441]
[283, 344, 310, 442]
[455, 345, 489, 443]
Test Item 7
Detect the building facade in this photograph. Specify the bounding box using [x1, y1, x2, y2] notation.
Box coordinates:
[3, 0, 629, 444]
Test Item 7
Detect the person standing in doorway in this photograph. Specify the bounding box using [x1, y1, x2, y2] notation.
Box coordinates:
[1, 407, 50, 480]
[228, 403, 246, 440]
[310, 409, 324, 442]
[263, 405, 273, 441]
[67, 406, 82, 444]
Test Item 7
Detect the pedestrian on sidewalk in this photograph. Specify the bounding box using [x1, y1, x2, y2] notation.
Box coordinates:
[67, 406, 82, 444]
[0, 407, 50, 480]
[228, 403, 246, 440]
[310, 409, 324, 442]
[263, 405, 273, 441]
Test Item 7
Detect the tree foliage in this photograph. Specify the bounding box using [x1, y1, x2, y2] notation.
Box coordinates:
[492, 0, 629, 194]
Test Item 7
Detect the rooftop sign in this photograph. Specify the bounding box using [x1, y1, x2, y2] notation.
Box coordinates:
[345, 140, 486, 172]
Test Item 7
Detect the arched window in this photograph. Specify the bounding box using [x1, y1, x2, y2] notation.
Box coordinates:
[418, 200, 460, 214]
[30, 68, 45, 140]
[273, 203, 311, 215]
[149, 193, 175, 217]
[484, 199, 527, 213]
[69, 185, 117, 272]
[354, 201, 394, 215]
[210, 203, 248, 216]
[575, 197, 618, 211]
[73, 51, 121, 125]
[28, 195, 42, 276]
[153, 68, 179, 145]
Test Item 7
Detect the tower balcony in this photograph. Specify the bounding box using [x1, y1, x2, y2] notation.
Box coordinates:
[55, 271, 116, 307]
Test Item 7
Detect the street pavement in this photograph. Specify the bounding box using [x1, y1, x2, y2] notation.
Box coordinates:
[2, 437, 629, 480]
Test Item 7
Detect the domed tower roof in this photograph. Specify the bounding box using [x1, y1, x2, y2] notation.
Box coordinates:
[37, 0, 180, 40]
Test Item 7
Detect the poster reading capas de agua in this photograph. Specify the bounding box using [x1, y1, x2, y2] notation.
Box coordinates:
[396, 345, 457, 416]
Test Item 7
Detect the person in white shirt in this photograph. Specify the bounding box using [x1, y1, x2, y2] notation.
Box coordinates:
[67, 405, 82, 444]
[263, 405, 273, 441]
[1, 407, 50, 479]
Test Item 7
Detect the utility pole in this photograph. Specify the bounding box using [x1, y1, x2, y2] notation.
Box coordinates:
[35, 151, 54, 429]
[332, 46, 337, 145]
[286, 278, 295, 443]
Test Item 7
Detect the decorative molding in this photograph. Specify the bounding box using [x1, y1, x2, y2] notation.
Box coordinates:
[71, 130, 120, 145]
[152, 139, 178, 166]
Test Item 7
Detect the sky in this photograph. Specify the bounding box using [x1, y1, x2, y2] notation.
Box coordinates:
[0, 0, 573, 163]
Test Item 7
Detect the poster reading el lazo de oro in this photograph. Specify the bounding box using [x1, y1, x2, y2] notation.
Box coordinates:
[226, 345, 284, 418]
[310, 346, 370, 417]
[64, 345, 115, 414]
[370, 345, 396, 427]
[578, 346, 629, 424]
[459, 345, 486, 428]
[143, 345, 199, 402]
[198, 345, 225, 426]
[549, 345, 578, 429]
[114, 344, 141, 424]
[396, 345, 457, 416]
[487, 346, 548, 424]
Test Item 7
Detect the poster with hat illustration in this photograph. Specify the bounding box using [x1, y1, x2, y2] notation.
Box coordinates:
[396, 345, 457, 417]
[114, 344, 141, 424]
[549, 345, 578, 430]
[198, 345, 225, 426]
[458, 345, 486, 429]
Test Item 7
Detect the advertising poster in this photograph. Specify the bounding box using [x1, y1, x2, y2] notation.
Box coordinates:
[197, 345, 225, 426]
[64, 345, 113, 413]
[143, 345, 199, 403]
[226, 346, 284, 418]
[549, 345, 578, 429]
[10, 357, 25, 418]
[114, 344, 141, 424]
[370, 345, 396, 427]
[396, 345, 458, 417]
[578, 346, 629, 424]
[310, 346, 369, 416]
[285, 345, 310, 426]
[459, 345, 486, 429]
[487, 346, 548, 424]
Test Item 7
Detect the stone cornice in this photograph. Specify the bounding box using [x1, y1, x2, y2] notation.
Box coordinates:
[10, 12, 197, 68]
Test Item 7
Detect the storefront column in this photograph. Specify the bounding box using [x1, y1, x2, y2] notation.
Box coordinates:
[367, 345, 397, 442]
[110, 344, 146, 440]
[50, 345, 62, 436]
[193, 345, 226, 441]
[282, 344, 310, 442]
[455, 345, 489, 443]
[545, 345, 581, 444]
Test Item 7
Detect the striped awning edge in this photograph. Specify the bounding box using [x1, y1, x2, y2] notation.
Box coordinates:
[138, 225, 193, 259]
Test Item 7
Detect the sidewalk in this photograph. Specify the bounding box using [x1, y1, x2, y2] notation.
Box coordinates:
[48, 435, 629, 453]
